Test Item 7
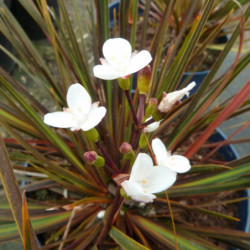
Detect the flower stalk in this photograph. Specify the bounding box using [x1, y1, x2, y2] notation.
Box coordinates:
[95, 140, 120, 175]
[124, 89, 140, 126]
[97, 189, 124, 247]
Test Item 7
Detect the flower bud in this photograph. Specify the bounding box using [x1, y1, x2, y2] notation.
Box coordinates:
[149, 98, 158, 107]
[119, 142, 132, 154]
[84, 151, 97, 164]
[94, 156, 105, 168]
[139, 133, 148, 149]
[84, 128, 99, 143]
[120, 142, 135, 163]
[137, 65, 151, 94]
[120, 187, 130, 199]
[84, 151, 105, 168]
[118, 77, 130, 90]
[145, 98, 158, 118]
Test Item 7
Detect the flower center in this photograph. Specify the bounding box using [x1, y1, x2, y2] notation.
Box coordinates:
[107, 53, 131, 72]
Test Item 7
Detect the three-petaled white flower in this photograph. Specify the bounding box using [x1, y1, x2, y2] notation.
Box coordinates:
[152, 138, 191, 173]
[158, 81, 196, 113]
[121, 153, 176, 203]
[93, 38, 152, 80]
[44, 83, 106, 131]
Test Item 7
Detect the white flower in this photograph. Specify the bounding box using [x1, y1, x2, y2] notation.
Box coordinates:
[93, 38, 152, 80]
[97, 210, 105, 219]
[44, 83, 106, 131]
[152, 138, 191, 173]
[143, 116, 161, 133]
[121, 153, 176, 203]
[158, 81, 196, 113]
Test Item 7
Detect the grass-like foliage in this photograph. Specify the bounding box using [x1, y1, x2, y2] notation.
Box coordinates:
[0, 0, 249, 248]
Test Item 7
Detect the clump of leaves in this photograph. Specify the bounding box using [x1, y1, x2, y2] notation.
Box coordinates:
[0, 0, 249, 249]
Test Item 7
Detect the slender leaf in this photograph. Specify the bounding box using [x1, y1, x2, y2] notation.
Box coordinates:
[109, 226, 150, 250]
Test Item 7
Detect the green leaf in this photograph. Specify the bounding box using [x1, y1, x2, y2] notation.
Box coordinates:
[109, 226, 150, 250]
[22, 191, 38, 250]
[0, 135, 39, 248]
[130, 215, 218, 249]
[0, 211, 71, 242]
[167, 176, 250, 197]
[179, 163, 250, 187]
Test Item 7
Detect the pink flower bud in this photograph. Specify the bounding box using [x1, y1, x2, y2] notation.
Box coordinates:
[84, 151, 97, 164]
[149, 98, 158, 107]
[119, 142, 132, 154]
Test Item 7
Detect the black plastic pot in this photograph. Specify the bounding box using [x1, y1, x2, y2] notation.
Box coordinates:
[0, 32, 15, 72]
[179, 70, 209, 96]
[0, 1, 15, 72]
[0, 0, 59, 72]
[10, 0, 59, 40]
[209, 128, 250, 235]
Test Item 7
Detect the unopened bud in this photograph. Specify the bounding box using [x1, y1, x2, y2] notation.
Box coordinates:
[120, 187, 130, 199]
[84, 128, 99, 143]
[145, 98, 158, 118]
[120, 142, 135, 163]
[84, 151, 97, 164]
[84, 151, 105, 168]
[139, 133, 149, 149]
[119, 142, 132, 154]
[151, 109, 163, 121]
[149, 98, 158, 107]
[93, 156, 105, 168]
[137, 65, 151, 94]
[118, 77, 130, 90]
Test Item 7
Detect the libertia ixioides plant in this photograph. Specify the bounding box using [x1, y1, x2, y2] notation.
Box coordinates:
[0, 0, 249, 248]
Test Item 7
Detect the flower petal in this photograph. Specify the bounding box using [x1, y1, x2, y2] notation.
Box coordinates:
[168, 81, 196, 102]
[125, 50, 152, 75]
[158, 82, 196, 113]
[97, 210, 105, 219]
[142, 166, 176, 193]
[93, 65, 122, 80]
[166, 155, 191, 173]
[144, 119, 161, 133]
[152, 138, 170, 166]
[129, 153, 154, 183]
[80, 106, 106, 131]
[103, 38, 132, 67]
[44, 111, 78, 128]
[67, 83, 91, 115]
[121, 181, 156, 203]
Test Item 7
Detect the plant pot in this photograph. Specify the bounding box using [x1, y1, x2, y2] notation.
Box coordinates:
[0, 0, 14, 72]
[0, 32, 15, 73]
[209, 128, 250, 235]
[10, 0, 59, 40]
[179, 70, 209, 96]
[0, 0, 59, 72]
